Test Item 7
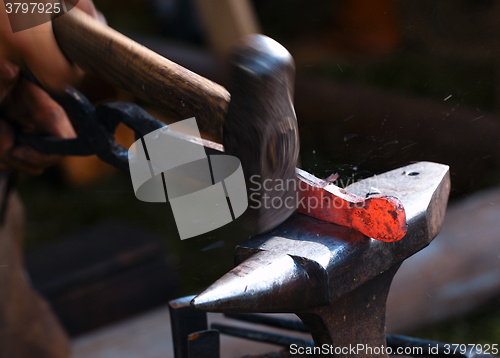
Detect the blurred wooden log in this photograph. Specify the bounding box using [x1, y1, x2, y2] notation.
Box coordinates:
[386, 187, 500, 333]
[140, 37, 500, 196]
[294, 78, 499, 196]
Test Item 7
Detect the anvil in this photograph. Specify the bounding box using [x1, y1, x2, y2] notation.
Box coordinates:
[192, 162, 450, 357]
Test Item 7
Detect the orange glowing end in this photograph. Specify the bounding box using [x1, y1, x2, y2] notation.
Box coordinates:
[296, 169, 407, 242]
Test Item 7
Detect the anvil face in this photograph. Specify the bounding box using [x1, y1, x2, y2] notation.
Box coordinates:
[192, 162, 450, 313]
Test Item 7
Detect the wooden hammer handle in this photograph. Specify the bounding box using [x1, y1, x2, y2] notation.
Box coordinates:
[52, 8, 230, 141]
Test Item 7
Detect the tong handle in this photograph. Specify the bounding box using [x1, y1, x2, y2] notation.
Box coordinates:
[52, 8, 230, 142]
[17, 134, 91, 156]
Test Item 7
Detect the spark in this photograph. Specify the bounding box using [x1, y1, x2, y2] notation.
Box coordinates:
[444, 95, 452, 101]
[470, 115, 484, 122]
[402, 142, 418, 150]
[325, 173, 339, 182]
[337, 63, 344, 73]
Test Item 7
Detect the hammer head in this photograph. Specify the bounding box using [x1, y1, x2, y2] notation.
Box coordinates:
[223, 35, 300, 235]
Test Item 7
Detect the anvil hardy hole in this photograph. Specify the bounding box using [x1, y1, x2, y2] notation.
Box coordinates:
[407, 171, 420, 176]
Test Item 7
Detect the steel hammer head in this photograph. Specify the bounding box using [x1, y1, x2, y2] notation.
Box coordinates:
[223, 35, 300, 235]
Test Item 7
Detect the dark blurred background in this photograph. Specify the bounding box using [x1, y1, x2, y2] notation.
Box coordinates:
[17, 0, 500, 350]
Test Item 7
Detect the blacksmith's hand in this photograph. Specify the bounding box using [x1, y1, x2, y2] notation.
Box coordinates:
[0, 0, 102, 175]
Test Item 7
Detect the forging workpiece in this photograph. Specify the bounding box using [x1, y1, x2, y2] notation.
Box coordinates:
[192, 162, 451, 357]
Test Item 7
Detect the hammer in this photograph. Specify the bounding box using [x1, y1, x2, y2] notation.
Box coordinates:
[43, 9, 404, 240]
[50, 8, 300, 234]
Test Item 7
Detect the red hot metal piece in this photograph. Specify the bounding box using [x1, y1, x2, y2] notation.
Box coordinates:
[296, 168, 407, 242]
